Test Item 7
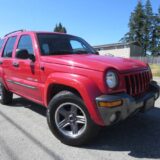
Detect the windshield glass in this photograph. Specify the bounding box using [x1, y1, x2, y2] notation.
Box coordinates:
[37, 33, 96, 56]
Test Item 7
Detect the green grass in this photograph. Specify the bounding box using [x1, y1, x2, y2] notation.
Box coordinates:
[149, 64, 160, 77]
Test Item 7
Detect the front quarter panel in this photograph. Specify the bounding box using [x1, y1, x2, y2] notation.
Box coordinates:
[44, 73, 104, 125]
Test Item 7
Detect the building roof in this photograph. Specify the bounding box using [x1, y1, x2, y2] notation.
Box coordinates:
[93, 41, 140, 49]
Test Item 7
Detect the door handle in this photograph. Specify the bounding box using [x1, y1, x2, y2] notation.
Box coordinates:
[0, 61, 3, 65]
[13, 62, 19, 67]
[40, 65, 44, 70]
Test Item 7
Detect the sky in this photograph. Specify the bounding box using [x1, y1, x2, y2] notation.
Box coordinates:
[0, 0, 159, 45]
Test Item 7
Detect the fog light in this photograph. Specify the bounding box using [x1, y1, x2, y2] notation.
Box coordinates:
[98, 100, 122, 107]
[110, 113, 117, 122]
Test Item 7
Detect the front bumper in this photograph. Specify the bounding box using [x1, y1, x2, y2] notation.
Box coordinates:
[96, 81, 160, 126]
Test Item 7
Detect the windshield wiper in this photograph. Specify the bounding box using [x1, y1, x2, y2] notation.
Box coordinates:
[49, 50, 92, 55]
[50, 50, 73, 55]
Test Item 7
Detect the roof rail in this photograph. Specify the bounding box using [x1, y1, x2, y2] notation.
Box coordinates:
[4, 29, 25, 37]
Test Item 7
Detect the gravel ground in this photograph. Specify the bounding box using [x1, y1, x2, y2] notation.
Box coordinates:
[0, 79, 160, 160]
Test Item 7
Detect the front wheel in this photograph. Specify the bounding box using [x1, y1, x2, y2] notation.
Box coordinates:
[47, 91, 100, 146]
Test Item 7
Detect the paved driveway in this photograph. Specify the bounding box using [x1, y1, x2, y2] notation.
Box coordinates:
[0, 85, 160, 160]
[154, 77, 160, 86]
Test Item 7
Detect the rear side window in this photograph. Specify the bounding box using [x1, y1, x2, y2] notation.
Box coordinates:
[3, 36, 17, 58]
[17, 35, 34, 56]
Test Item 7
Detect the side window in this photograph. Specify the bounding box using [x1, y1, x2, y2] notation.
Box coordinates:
[70, 40, 86, 51]
[42, 44, 49, 55]
[3, 36, 17, 58]
[17, 35, 34, 57]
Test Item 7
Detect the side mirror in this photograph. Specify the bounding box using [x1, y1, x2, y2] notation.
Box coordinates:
[94, 48, 100, 55]
[30, 54, 36, 62]
[16, 49, 35, 62]
[95, 48, 101, 52]
[16, 49, 29, 59]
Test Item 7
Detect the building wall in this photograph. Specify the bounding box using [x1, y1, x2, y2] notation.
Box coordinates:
[99, 47, 131, 58]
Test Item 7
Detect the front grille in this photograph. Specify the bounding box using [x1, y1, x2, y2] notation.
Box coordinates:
[124, 70, 151, 97]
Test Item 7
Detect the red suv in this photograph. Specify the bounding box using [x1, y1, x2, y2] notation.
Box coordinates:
[0, 30, 159, 146]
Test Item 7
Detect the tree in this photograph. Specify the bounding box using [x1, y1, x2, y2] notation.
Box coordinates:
[150, 15, 158, 55]
[121, 0, 160, 56]
[144, 0, 153, 54]
[156, 7, 160, 53]
[121, 1, 146, 55]
[151, 6, 160, 55]
[120, 12, 135, 42]
[54, 23, 67, 33]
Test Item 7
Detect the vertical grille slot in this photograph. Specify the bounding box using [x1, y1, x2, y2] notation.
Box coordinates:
[125, 70, 150, 97]
[135, 74, 140, 93]
[131, 75, 136, 95]
[125, 76, 131, 95]
[139, 73, 142, 93]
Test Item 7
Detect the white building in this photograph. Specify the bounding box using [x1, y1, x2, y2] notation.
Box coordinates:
[94, 42, 144, 58]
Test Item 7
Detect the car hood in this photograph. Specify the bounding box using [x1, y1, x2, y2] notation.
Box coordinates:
[40, 54, 148, 72]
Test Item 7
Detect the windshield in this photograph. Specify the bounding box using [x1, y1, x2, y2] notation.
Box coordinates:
[37, 33, 96, 56]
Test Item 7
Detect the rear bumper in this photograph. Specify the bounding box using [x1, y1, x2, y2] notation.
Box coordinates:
[96, 81, 160, 126]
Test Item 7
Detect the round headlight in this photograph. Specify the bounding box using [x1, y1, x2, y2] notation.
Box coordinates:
[106, 71, 118, 88]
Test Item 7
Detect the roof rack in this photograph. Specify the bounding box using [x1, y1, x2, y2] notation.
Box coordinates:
[4, 29, 25, 37]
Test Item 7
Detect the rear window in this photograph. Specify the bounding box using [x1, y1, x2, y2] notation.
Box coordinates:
[0, 39, 4, 50]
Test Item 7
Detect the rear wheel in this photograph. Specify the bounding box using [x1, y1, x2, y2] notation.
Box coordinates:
[47, 91, 100, 146]
[0, 83, 13, 105]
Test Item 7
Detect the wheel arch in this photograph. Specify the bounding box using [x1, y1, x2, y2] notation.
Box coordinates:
[46, 83, 82, 106]
[44, 73, 104, 126]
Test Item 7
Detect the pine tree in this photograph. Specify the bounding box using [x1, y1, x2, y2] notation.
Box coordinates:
[131, 1, 145, 47]
[151, 15, 158, 55]
[144, 0, 153, 54]
[120, 12, 135, 42]
[54, 23, 67, 33]
[54, 24, 58, 32]
[157, 7, 160, 53]
[151, 6, 160, 55]
[122, 1, 160, 56]
[121, 1, 146, 55]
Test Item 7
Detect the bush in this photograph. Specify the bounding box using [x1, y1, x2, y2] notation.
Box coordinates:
[149, 64, 160, 77]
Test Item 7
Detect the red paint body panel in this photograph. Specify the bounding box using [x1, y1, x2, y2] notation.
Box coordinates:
[0, 31, 150, 126]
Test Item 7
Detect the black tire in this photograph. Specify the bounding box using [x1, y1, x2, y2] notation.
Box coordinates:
[0, 83, 13, 105]
[47, 91, 100, 146]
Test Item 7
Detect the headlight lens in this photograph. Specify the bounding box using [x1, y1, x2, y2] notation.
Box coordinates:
[106, 71, 118, 88]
